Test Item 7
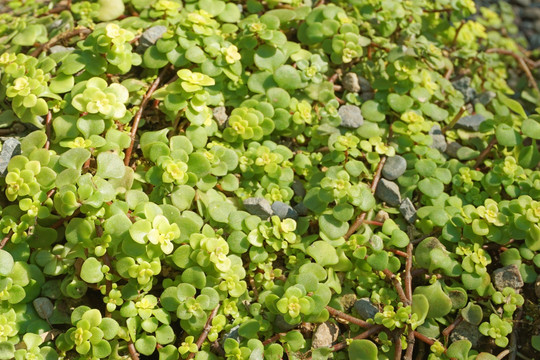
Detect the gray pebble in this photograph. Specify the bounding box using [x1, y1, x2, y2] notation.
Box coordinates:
[514, 0, 531, 6]
[522, 7, 540, 19]
[49, 45, 75, 53]
[474, 91, 496, 106]
[450, 321, 481, 347]
[33, 297, 54, 320]
[399, 198, 417, 224]
[452, 77, 471, 94]
[223, 325, 240, 343]
[292, 180, 306, 198]
[312, 321, 339, 348]
[213, 106, 228, 128]
[493, 265, 524, 291]
[382, 155, 407, 180]
[375, 178, 401, 207]
[462, 87, 477, 104]
[271, 201, 298, 220]
[136, 25, 168, 53]
[338, 105, 364, 129]
[446, 142, 462, 158]
[342, 72, 361, 93]
[374, 210, 390, 223]
[339, 293, 357, 312]
[530, 34, 540, 49]
[0, 138, 21, 176]
[534, 20, 540, 32]
[429, 124, 447, 152]
[293, 202, 308, 216]
[357, 76, 372, 93]
[456, 114, 486, 132]
[354, 298, 379, 320]
[360, 91, 375, 101]
[243, 197, 273, 219]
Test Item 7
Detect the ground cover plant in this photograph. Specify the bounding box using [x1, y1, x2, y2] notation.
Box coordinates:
[0, 0, 539, 359]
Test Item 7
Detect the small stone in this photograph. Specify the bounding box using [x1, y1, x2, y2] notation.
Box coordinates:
[514, 0, 531, 6]
[357, 76, 372, 93]
[342, 72, 361, 93]
[456, 114, 486, 132]
[33, 297, 54, 320]
[360, 91, 375, 101]
[271, 201, 298, 220]
[292, 180, 306, 198]
[294, 202, 308, 216]
[446, 142, 462, 158]
[374, 210, 390, 223]
[535, 274, 540, 298]
[429, 124, 447, 153]
[311, 321, 340, 348]
[522, 7, 540, 19]
[474, 91, 496, 106]
[450, 321, 481, 347]
[493, 265, 524, 291]
[0, 138, 21, 176]
[243, 197, 273, 219]
[382, 155, 407, 180]
[136, 25, 168, 53]
[534, 20, 540, 32]
[213, 106, 229, 128]
[49, 45, 75, 53]
[223, 325, 240, 343]
[399, 198, 417, 224]
[339, 293, 357, 312]
[452, 77, 471, 94]
[375, 178, 401, 207]
[338, 105, 364, 129]
[354, 298, 379, 320]
[463, 87, 477, 104]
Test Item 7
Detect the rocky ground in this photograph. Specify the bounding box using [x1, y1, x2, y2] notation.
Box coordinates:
[479, 0, 540, 49]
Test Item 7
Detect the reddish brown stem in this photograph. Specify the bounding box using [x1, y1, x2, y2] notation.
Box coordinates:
[371, 156, 387, 193]
[404, 329, 416, 360]
[51, 208, 81, 229]
[486, 49, 539, 94]
[423, 8, 452, 13]
[0, 231, 13, 250]
[383, 269, 409, 305]
[127, 341, 140, 360]
[328, 325, 385, 353]
[474, 136, 497, 169]
[124, 66, 171, 166]
[262, 332, 286, 346]
[344, 212, 366, 240]
[186, 304, 221, 360]
[388, 249, 408, 257]
[394, 330, 404, 360]
[31, 27, 91, 57]
[413, 331, 436, 346]
[442, 315, 462, 342]
[404, 243, 413, 301]
[44, 111, 52, 150]
[363, 219, 384, 226]
[451, 21, 466, 48]
[444, 66, 453, 80]
[345, 157, 387, 240]
[325, 306, 372, 328]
